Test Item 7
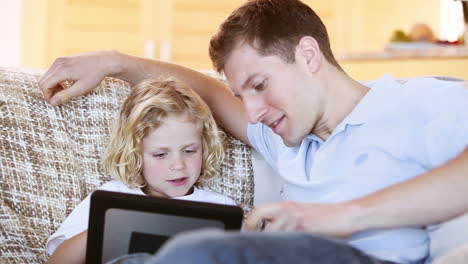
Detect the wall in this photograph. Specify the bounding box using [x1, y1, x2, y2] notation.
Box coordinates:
[21, 0, 456, 74]
[1, 0, 22, 67]
[20, 0, 244, 70]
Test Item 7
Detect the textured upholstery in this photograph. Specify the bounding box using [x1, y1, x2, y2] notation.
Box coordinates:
[0, 67, 254, 263]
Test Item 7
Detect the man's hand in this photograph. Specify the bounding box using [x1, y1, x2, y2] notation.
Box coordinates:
[39, 50, 119, 106]
[244, 201, 359, 238]
[432, 243, 468, 264]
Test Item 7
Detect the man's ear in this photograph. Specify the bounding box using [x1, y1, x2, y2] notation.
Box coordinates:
[296, 36, 321, 73]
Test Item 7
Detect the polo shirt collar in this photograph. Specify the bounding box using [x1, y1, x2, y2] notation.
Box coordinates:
[342, 74, 400, 126]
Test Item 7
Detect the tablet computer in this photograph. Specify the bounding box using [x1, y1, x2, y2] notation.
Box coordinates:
[85, 190, 243, 264]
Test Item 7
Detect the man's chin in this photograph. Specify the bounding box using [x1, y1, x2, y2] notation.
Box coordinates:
[281, 136, 302, 147]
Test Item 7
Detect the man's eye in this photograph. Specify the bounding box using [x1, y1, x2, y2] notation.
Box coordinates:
[254, 80, 266, 91]
[152, 153, 167, 158]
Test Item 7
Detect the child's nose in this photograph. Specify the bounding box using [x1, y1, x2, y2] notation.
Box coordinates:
[170, 157, 186, 171]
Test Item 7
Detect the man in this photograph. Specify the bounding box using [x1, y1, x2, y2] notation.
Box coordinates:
[40, 0, 468, 263]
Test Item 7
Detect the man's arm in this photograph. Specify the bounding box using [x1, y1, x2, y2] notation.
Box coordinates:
[39, 50, 249, 144]
[352, 147, 468, 232]
[245, 147, 468, 236]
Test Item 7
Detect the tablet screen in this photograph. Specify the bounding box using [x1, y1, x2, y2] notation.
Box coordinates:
[101, 208, 225, 263]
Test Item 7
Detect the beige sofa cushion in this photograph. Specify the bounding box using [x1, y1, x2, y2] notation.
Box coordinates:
[0, 67, 253, 263]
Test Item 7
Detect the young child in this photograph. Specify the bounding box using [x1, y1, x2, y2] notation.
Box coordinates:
[46, 78, 237, 263]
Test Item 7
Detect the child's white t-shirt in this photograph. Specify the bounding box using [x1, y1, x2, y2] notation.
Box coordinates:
[46, 180, 237, 255]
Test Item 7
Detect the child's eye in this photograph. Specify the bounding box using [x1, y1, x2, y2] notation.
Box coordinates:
[152, 153, 167, 158]
[184, 149, 197, 155]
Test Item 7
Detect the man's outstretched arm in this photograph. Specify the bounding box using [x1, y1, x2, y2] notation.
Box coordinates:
[39, 50, 249, 144]
[353, 147, 468, 232]
[246, 147, 468, 236]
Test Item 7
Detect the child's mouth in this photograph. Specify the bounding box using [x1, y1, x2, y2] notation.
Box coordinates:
[168, 177, 188, 186]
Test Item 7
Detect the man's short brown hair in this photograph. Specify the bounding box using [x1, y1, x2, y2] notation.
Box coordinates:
[209, 0, 342, 73]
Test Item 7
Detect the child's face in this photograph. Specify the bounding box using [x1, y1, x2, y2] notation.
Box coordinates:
[141, 114, 203, 198]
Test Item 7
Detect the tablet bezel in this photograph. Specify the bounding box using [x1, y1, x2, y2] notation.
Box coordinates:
[85, 190, 243, 264]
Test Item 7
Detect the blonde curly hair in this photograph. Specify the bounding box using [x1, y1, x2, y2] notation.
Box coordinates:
[103, 78, 224, 189]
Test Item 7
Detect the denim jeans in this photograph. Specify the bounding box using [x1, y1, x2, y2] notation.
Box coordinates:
[113, 229, 400, 264]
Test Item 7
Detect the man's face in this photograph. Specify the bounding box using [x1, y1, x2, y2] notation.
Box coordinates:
[223, 43, 323, 147]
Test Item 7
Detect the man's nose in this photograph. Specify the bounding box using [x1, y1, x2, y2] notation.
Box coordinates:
[244, 98, 267, 124]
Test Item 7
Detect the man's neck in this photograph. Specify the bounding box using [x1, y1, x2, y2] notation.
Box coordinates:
[313, 66, 369, 141]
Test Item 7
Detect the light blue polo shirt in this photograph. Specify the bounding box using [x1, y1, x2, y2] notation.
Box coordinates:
[247, 75, 468, 263]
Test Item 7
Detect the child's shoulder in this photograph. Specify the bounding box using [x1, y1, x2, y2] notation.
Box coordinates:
[97, 180, 144, 195]
[193, 188, 237, 206]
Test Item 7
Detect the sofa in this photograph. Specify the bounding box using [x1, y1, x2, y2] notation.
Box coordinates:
[0, 66, 467, 263]
[0, 67, 255, 263]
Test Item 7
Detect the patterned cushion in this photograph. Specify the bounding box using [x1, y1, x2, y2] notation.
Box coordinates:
[0, 67, 254, 263]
